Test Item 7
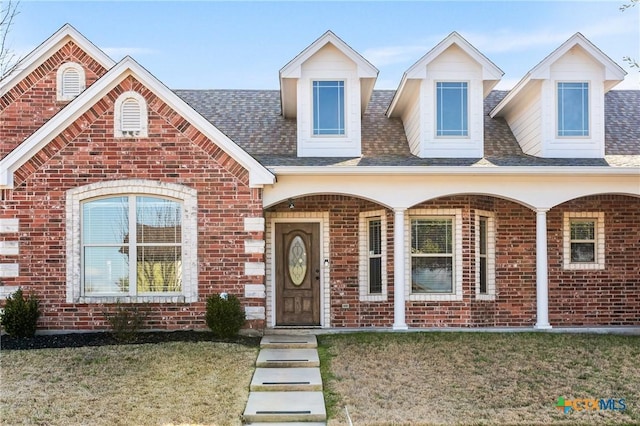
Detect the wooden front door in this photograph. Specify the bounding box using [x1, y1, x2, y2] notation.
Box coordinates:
[275, 222, 320, 326]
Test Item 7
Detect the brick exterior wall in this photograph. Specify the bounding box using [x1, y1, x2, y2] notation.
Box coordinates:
[0, 41, 108, 158]
[0, 75, 265, 331]
[268, 194, 639, 328]
[548, 195, 640, 326]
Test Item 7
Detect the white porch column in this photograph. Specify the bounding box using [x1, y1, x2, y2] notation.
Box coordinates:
[393, 208, 408, 330]
[535, 208, 552, 329]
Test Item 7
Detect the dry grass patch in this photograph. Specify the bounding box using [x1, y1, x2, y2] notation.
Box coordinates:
[319, 332, 640, 425]
[1, 341, 257, 425]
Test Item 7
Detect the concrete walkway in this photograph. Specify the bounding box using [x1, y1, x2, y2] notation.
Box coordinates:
[243, 335, 327, 425]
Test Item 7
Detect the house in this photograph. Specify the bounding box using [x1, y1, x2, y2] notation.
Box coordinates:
[0, 25, 638, 333]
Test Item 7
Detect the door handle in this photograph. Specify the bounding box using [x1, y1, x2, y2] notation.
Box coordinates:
[315, 269, 320, 280]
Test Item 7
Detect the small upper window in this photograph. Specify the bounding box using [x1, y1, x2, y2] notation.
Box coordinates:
[114, 91, 148, 138]
[56, 62, 86, 101]
[313, 80, 345, 135]
[563, 212, 604, 270]
[557, 82, 589, 137]
[436, 82, 468, 137]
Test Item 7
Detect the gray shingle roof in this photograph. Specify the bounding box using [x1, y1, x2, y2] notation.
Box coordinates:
[174, 89, 640, 168]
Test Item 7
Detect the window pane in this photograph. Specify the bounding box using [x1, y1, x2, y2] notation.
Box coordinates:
[570, 220, 595, 240]
[411, 219, 452, 254]
[83, 197, 128, 244]
[412, 257, 453, 293]
[137, 246, 182, 293]
[136, 197, 182, 244]
[369, 257, 382, 294]
[437, 82, 468, 136]
[558, 82, 589, 136]
[571, 242, 595, 263]
[479, 217, 487, 255]
[479, 257, 487, 294]
[84, 247, 129, 294]
[313, 81, 345, 135]
[368, 219, 381, 255]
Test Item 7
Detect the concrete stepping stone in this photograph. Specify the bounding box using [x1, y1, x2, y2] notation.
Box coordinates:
[261, 334, 317, 349]
[251, 367, 322, 391]
[256, 348, 319, 368]
[243, 391, 326, 423]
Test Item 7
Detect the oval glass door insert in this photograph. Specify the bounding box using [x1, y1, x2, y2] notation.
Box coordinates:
[288, 235, 307, 286]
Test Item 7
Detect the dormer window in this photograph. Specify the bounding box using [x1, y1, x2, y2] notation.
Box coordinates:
[436, 82, 468, 137]
[313, 80, 345, 136]
[56, 62, 86, 101]
[557, 82, 589, 137]
[114, 91, 148, 138]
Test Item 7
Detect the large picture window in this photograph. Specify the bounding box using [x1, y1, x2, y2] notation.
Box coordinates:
[66, 180, 198, 303]
[313, 80, 345, 135]
[557, 82, 589, 137]
[411, 217, 454, 293]
[436, 82, 468, 137]
[82, 196, 182, 296]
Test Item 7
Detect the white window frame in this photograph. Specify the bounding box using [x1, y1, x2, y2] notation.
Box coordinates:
[114, 91, 148, 138]
[556, 81, 590, 138]
[563, 212, 605, 270]
[358, 210, 387, 301]
[435, 81, 469, 138]
[311, 79, 346, 137]
[56, 62, 86, 101]
[66, 180, 198, 303]
[475, 211, 496, 300]
[406, 209, 463, 302]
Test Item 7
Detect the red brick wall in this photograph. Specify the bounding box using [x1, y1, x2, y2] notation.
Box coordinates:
[0, 41, 108, 158]
[0, 76, 264, 331]
[548, 195, 640, 326]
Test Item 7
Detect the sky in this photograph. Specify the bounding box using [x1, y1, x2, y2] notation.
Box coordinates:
[7, 0, 640, 91]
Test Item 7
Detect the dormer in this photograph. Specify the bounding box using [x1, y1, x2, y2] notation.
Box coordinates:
[387, 32, 503, 158]
[490, 33, 626, 158]
[280, 31, 378, 157]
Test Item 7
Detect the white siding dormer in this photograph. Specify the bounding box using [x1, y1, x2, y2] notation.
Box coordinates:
[280, 31, 378, 158]
[490, 33, 626, 159]
[388, 32, 503, 159]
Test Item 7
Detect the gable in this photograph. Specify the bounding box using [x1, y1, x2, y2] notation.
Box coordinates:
[0, 57, 274, 189]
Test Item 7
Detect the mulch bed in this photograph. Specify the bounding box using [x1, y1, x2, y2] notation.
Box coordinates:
[0, 330, 261, 351]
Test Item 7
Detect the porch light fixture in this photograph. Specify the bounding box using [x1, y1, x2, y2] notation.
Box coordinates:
[288, 198, 295, 209]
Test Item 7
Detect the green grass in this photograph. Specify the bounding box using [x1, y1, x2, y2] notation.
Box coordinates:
[318, 332, 640, 425]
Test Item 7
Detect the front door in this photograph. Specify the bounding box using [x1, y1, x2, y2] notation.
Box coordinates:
[275, 222, 320, 326]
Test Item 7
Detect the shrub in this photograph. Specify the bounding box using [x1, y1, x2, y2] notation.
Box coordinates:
[205, 293, 245, 338]
[0, 288, 40, 338]
[103, 302, 148, 342]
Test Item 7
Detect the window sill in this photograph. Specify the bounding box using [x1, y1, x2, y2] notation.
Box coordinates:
[408, 293, 463, 302]
[563, 262, 605, 271]
[73, 295, 189, 304]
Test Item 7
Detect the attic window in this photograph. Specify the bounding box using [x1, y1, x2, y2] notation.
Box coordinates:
[557, 82, 589, 137]
[313, 80, 345, 135]
[436, 82, 468, 137]
[114, 91, 148, 138]
[56, 62, 86, 101]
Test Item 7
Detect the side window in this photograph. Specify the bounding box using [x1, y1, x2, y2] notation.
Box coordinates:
[114, 91, 148, 137]
[56, 62, 86, 101]
[312, 80, 345, 136]
[563, 212, 604, 270]
[359, 210, 387, 301]
[436, 82, 468, 137]
[557, 82, 589, 137]
[475, 211, 495, 300]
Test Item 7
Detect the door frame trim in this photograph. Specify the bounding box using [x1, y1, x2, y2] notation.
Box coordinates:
[266, 212, 330, 328]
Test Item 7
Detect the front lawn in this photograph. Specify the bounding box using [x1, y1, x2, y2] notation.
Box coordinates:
[1, 341, 257, 425]
[319, 332, 640, 425]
